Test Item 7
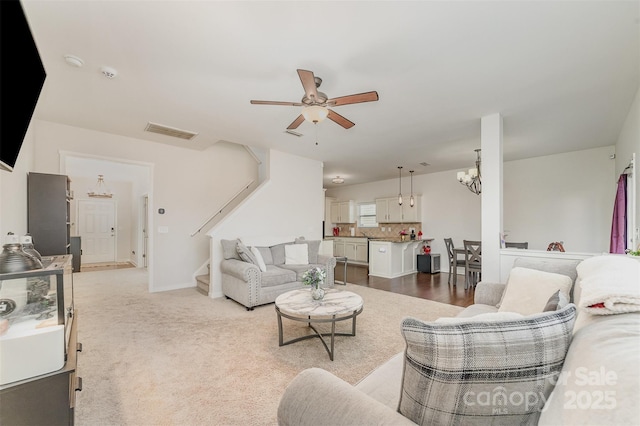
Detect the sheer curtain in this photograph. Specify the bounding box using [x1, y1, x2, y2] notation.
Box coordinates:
[610, 174, 627, 254]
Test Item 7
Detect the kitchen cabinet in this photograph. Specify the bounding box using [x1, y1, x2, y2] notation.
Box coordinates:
[330, 201, 355, 223]
[402, 195, 421, 222]
[333, 237, 368, 264]
[375, 196, 421, 223]
[28, 173, 72, 256]
[355, 242, 368, 262]
[369, 240, 423, 278]
[375, 197, 403, 222]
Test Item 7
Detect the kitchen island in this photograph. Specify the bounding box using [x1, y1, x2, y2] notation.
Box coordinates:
[368, 238, 433, 278]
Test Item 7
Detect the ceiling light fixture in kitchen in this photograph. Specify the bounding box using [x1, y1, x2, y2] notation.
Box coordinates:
[409, 170, 415, 207]
[332, 176, 345, 184]
[397, 166, 403, 205]
[457, 149, 482, 195]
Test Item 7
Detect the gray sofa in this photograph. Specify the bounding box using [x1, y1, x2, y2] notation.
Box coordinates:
[220, 237, 336, 310]
[278, 255, 640, 425]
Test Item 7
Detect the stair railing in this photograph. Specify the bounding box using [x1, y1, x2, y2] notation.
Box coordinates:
[190, 179, 255, 237]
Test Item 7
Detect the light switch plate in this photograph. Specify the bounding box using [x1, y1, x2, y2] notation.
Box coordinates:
[158, 226, 169, 234]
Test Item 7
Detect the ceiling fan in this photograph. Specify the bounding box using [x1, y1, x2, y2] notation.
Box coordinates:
[250, 69, 379, 130]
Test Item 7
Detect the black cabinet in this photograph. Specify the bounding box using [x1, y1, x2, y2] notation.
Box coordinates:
[417, 254, 441, 274]
[28, 172, 71, 256]
[70, 237, 81, 272]
[0, 313, 81, 425]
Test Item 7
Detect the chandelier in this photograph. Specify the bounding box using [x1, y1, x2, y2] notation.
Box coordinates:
[87, 174, 113, 198]
[457, 149, 481, 195]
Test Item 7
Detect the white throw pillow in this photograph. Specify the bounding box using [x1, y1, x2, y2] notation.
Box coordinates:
[435, 312, 524, 324]
[284, 244, 309, 265]
[250, 246, 267, 272]
[498, 267, 573, 315]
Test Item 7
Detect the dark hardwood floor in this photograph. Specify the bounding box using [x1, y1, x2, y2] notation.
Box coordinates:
[334, 262, 475, 308]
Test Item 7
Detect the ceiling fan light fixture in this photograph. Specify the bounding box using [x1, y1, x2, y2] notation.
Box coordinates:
[302, 105, 329, 124]
[332, 176, 345, 184]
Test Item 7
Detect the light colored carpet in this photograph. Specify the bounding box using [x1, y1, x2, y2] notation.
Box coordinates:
[73, 268, 463, 426]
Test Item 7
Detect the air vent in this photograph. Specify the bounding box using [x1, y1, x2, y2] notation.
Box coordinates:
[419, 162, 430, 167]
[285, 130, 303, 137]
[144, 122, 198, 140]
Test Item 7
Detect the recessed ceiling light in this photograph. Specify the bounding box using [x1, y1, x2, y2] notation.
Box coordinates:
[63, 54, 84, 67]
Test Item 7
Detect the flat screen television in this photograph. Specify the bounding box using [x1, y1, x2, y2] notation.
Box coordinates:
[0, 0, 46, 172]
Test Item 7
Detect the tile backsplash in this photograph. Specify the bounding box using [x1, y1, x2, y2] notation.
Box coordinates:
[331, 223, 422, 239]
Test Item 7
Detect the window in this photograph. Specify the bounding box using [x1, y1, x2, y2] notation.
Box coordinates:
[358, 202, 378, 228]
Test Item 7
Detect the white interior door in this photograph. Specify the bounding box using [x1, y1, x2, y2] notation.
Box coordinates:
[78, 200, 116, 264]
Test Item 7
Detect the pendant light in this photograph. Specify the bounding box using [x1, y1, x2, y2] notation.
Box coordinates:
[409, 170, 415, 207]
[397, 166, 403, 205]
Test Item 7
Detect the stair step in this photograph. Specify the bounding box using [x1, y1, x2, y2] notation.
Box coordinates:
[196, 274, 209, 295]
[196, 274, 210, 284]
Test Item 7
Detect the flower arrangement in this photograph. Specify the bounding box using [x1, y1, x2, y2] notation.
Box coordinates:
[302, 267, 326, 289]
[399, 229, 408, 236]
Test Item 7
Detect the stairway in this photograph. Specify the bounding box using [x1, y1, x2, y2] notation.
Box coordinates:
[196, 264, 210, 295]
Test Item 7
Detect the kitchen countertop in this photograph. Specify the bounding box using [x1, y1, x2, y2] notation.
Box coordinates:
[325, 236, 434, 243]
[369, 238, 430, 243]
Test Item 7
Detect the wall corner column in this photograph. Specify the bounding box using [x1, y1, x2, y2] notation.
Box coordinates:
[481, 113, 503, 282]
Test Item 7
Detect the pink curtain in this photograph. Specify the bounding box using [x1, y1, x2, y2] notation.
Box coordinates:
[610, 174, 627, 254]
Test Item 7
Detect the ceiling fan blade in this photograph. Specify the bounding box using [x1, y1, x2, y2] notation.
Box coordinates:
[250, 100, 303, 106]
[287, 114, 305, 130]
[297, 69, 319, 102]
[327, 91, 379, 107]
[327, 109, 355, 129]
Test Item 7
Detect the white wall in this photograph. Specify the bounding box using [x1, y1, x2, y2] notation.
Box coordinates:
[208, 149, 324, 298]
[327, 146, 615, 256]
[504, 146, 615, 252]
[29, 120, 258, 292]
[615, 87, 640, 249]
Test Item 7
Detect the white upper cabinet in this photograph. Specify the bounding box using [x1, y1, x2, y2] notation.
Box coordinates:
[330, 200, 355, 223]
[402, 195, 421, 222]
[375, 196, 421, 223]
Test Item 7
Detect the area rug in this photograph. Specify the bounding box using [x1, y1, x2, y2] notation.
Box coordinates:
[73, 268, 462, 426]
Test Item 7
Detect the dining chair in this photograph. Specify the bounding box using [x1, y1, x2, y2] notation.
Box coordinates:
[462, 240, 482, 289]
[505, 241, 528, 249]
[444, 238, 465, 286]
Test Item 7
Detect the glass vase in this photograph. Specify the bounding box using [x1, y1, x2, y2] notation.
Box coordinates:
[311, 285, 325, 300]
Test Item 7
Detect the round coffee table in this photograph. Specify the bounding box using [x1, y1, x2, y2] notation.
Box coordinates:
[275, 288, 364, 361]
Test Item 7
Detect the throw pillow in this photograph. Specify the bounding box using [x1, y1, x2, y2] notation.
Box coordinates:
[543, 289, 569, 312]
[399, 304, 576, 425]
[434, 311, 524, 324]
[236, 241, 258, 265]
[295, 237, 321, 263]
[284, 244, 309, 265]
[250, 246, 267, 272]
[220, 238, 241, 260]
[498, 267, 572, 315]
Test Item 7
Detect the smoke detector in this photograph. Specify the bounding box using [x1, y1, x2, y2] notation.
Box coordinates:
[100, 66, 118, 79]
